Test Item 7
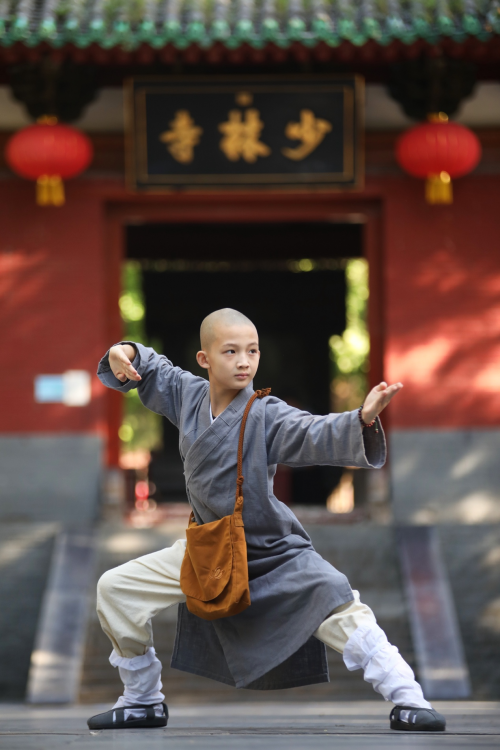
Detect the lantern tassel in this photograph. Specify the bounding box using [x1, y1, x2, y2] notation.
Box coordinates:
[425, 172, 453, 205]
[36, 175, 65, 207]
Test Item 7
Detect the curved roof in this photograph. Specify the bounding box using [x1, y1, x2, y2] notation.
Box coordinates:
[0, 0, 499, 51]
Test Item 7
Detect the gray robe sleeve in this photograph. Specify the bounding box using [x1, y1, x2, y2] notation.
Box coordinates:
[265, 400, 386, 469]
[97, 341, 205, 428]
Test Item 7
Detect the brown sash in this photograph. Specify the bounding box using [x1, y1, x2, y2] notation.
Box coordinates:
[180, 388, 271, 621]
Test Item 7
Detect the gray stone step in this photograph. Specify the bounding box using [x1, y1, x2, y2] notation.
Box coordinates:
[0, 523, 59, 700]
[397, 525, 471, 699]
[26, 530, 97, 703]
[438, 525, 500, 701]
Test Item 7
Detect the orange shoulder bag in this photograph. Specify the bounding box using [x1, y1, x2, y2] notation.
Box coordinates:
[180, 388, 271, 621]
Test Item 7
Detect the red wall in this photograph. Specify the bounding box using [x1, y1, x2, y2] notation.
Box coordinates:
[381, 174, 500, 429]
[0, 180, 112, 436]
[1, 170, 500, 463]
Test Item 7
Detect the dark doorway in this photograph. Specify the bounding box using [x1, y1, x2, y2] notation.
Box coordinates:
[127, 222, 362, 263]
[126, 221, 363, 506]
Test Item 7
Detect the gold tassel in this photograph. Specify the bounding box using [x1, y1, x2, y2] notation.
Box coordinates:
[36, 175, 65, 207]
[425, 172, 453, 205]
[49, 176, 65, 206]
[36, 175, 51, 206]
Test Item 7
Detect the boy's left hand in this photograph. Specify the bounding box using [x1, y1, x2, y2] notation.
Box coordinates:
[361, 381, 403, 425]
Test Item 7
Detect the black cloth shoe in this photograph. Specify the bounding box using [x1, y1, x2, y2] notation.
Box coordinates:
[87, 703, 168, 730]
[390, 705, 446, 732]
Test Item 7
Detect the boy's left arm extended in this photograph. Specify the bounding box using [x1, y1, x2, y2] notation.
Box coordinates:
[264, 400, 386, 469]
[97, 341, 205, 428]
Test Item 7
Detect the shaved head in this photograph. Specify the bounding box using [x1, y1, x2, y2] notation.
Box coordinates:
[200, 308, 256, 350]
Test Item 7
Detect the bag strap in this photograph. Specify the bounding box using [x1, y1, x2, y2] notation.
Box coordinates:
[233, 388, 271, 524]
[187, 387, 271, 529]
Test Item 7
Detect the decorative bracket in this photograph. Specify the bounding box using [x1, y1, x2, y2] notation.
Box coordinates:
[388, 57, 477, 121]
[8, 58, 98, 123]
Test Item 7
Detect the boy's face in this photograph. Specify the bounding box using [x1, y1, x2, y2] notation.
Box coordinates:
[196, 324, 260, 390]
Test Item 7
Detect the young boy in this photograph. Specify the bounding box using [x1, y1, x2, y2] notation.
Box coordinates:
[89, 308, 445, 732]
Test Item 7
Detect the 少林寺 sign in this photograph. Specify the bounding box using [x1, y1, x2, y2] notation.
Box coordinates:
[126, 77, 363, 191]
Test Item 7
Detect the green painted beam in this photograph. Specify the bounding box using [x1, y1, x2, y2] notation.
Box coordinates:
[0, 0, 499, 50]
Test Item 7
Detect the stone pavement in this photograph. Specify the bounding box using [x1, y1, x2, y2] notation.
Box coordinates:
[0, 702, 499, 749]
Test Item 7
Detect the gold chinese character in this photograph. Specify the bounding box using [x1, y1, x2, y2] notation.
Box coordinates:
[219, 109, 271, 163]
[160, 110, 203, 164]
[282, 109, 332, 161]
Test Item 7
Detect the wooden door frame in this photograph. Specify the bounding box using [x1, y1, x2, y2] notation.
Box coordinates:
[104, 192, 384, 466]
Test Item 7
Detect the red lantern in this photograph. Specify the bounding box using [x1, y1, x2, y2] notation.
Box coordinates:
[5, 117, 93, 206]
[396, 114, 481, 204]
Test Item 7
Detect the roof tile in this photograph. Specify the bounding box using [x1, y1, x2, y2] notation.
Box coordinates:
[0, 0, 498, 48]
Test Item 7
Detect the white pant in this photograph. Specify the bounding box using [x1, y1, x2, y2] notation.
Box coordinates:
[97, 538, 431, 710]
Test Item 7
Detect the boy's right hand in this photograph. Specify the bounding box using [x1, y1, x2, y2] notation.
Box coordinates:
[109, 344, 141, 382]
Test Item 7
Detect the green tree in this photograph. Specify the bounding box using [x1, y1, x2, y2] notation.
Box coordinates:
[329, 259, 370, 412]
[119, 261, 162, 454]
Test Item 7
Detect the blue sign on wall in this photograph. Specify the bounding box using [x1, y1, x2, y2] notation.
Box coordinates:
[34, 371, 91, 406]
[34, 375, 64, 403]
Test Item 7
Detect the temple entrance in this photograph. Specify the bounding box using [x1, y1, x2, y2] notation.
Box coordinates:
[123, 220, 365, 506]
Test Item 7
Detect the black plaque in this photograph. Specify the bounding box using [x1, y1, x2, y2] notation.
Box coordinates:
[126, 76, 364, 191]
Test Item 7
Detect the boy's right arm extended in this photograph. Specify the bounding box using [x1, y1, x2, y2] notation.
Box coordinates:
[97, 341, 206, 427]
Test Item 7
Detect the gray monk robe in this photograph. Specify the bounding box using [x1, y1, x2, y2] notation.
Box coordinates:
[97, 342, 387, 689]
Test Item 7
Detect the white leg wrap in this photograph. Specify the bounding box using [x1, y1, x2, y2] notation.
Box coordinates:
[343, 623, 432, 709]
[110, 647, 165, 709]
